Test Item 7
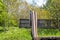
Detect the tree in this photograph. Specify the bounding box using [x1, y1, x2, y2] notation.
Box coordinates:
[3, 0, 51, 27]
[0, 0, 8, 29]
[3, 0, 31, 26]
[44, 0, 60, 19]
[44, 0, 60, 28]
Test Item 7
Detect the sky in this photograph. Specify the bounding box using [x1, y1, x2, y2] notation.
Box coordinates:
[26, 0, 47, 7]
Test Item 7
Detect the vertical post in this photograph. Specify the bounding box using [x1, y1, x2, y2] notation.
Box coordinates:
[33, 11, 38, 39]
[30, 10, 38, 40]
[35, 12, 38, 38]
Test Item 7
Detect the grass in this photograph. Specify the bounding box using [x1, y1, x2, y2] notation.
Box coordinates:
[0, 27, 32, 40]
[38, 28, 60, 37]
[0, 27, 60, 40]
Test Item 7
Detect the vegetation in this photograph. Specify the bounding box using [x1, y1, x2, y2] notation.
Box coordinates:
[38, 28, 60, 37]
[0, 0, 60, 40]
[0, 0, 60, 27]
[44, 0, 60, 19]
[0, 27, 32, 40]
[0, 0, 7, 26]
[0, 27, 60, 40]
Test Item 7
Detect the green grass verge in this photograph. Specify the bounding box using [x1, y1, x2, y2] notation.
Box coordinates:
[0, 27, 60, 40]
[0, 27, 32, 40]
[38, 28, 60, 37]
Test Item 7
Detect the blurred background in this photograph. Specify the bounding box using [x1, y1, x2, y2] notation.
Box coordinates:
[0, 0, 60, 40]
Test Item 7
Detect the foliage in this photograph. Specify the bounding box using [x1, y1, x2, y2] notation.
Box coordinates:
[44, 0, 60, 19]
[0, 0, 8, 27]
[0, 0, 60, 39]
[43, 0, 60, 28]
[34, 8, 50, 19]
[3, 0, 51, 19]
[0, 27, 32, 40]
[0, 0, 20, 27]
[38, 28, 60, 37]
[0, 27, 60, 40]
[1, 0, 60, 27]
